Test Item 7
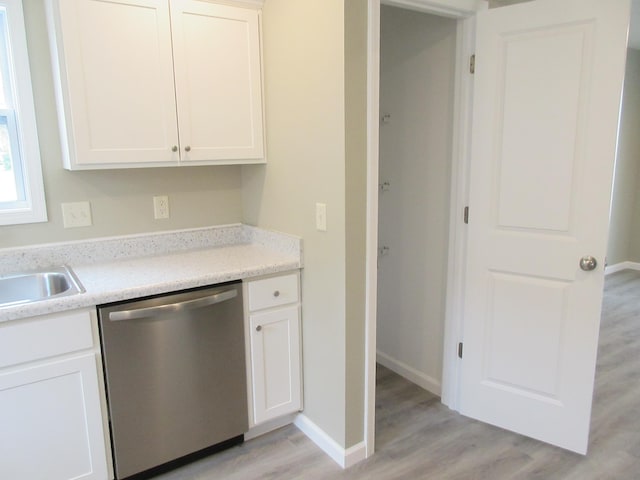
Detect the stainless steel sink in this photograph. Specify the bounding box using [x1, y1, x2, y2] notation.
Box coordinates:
[0, 265, 85, 307]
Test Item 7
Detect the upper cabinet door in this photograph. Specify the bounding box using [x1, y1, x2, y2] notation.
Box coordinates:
[170, 1, 265, 163]
[460, 0, 630, 454]
[48, 0, 180, 168]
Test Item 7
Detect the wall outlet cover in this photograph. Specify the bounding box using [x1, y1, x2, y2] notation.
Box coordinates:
[153, 195, 170, 219]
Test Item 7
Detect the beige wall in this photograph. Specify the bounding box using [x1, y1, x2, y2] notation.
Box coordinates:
[1, 1, 243, 248]
[377, 6, 456, 392]
[243, 0, 369, 450]
[9, 0, 369, 452]
[608, 49, 640, 265]
[242, 0, 348, 446]
[344, 0, 368, 448]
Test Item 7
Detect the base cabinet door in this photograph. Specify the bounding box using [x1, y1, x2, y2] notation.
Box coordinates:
[0, 354, 109, 480]
[250, 305, 301, 424]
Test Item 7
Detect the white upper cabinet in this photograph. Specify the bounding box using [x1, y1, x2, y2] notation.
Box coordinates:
[46, 0, 265, 169]
[171, 1, 264, 163]
[47, 0, 179, 168]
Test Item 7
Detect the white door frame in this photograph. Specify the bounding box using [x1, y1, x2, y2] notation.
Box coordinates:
[364, 0, 484, 457]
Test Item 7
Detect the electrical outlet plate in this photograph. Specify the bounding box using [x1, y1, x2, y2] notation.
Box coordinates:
[153, 195, 170, 219]
[62, 201, 92, 228]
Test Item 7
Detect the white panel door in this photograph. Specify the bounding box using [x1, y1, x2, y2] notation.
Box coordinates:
[0, 355, 108, 480]
[461, 0, 630, 454]
[52, 0, 179, 167]
[171, 0, 264, 163]
[250, 305, 301, 424]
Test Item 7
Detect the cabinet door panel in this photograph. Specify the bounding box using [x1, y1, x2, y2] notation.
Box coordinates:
[171, 1, 264, 162]
[0, 355, 108, 480]
[250, 306, 301, 424]
[52, 0, 179, 167]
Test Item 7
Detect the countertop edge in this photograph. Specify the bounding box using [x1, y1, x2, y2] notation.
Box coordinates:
[0, 260, 300, 323]
[0, 225, 302, 323]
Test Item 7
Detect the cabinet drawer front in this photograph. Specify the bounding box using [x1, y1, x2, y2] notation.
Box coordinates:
[248, 273, 299, 311]
[0, 310, 94, 369]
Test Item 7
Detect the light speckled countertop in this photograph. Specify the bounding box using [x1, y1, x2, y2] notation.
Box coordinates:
[0, 224, 302, 323]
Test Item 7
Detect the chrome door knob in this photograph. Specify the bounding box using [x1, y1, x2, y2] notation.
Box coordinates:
[579, 256, 598, 271]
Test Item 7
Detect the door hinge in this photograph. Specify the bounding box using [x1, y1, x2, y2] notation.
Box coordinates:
[470, 54, 476, 74]
[463, 206, 469, 224]
[458, 342, 464, 359]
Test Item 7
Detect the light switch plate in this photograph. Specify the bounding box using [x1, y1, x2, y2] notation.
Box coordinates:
[316, 203, 327, 231]
[62, 201, 92, 228]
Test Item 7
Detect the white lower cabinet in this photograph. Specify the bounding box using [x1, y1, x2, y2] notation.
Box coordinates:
[245, 272, 302, 426]
[0, 310, 109, 480]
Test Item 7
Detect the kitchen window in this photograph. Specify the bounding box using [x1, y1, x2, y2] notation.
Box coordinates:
[0, 0, 45, 226]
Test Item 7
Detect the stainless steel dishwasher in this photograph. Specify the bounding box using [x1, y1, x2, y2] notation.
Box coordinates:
[98, 281, 247, 479]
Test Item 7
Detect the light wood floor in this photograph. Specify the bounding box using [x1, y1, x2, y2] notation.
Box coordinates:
[156, 270, 640, 479]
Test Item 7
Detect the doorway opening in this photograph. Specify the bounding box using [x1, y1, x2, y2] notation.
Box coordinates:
[368, 0, 633, 460]
[367, 0, 478, 456]
[376, 5, 457, 400]
[606, 46, 640, 275]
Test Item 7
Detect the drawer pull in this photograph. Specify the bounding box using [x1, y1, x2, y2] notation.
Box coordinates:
[256, 325, 262, 332]
[273, 290, 280, 298]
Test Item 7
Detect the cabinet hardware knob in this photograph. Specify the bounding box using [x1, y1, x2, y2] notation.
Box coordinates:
[171, 145, 178, 152]
[184, 145, 191, 152]
[256, 325, 262, 332]
[273, 290, 280, 297]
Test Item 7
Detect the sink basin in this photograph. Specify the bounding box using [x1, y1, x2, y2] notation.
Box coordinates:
[0, 266, 85, 308]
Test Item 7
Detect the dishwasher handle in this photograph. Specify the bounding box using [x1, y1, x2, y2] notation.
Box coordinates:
[108, 288, 238, 321]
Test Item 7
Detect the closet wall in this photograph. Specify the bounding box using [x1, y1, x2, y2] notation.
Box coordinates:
[377, 6, 456, 395]
[608, 49, 640, 267]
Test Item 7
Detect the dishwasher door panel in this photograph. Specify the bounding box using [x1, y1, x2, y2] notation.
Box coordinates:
[98, 282, 247, 479]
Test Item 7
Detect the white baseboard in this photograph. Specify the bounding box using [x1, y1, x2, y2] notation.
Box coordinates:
[294, 414, 366, 469]
[344, 440, 367, 468]
[377, 351, 441, 396]
[605, 261, 640, 275]
[244, 413, 297, 441]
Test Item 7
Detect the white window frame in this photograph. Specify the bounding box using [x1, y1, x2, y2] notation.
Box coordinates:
[0, 0, 46, 226]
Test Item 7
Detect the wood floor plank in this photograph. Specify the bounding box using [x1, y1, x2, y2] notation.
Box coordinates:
[154, 270, 640, 479]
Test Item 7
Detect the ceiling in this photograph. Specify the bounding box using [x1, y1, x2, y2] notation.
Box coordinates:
[489, 0, 640, 50]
